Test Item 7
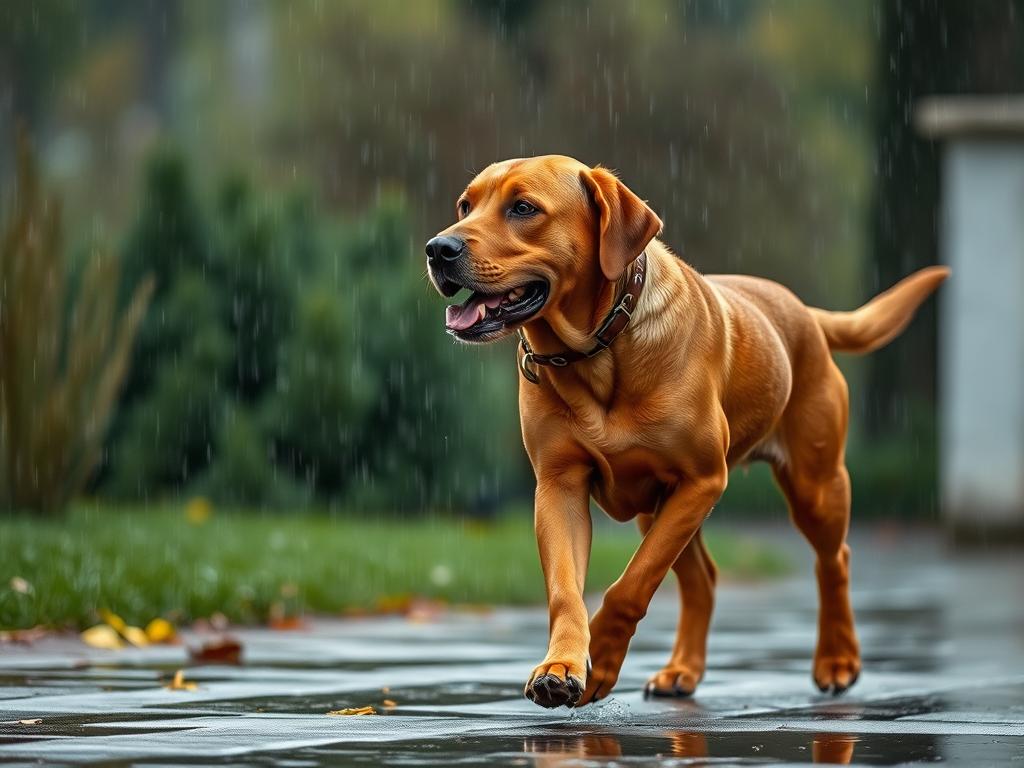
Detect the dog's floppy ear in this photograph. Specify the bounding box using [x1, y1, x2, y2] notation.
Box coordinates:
[580, 166, 662, 281]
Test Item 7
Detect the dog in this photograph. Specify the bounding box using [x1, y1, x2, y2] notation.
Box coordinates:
[424, 155, 948, 708]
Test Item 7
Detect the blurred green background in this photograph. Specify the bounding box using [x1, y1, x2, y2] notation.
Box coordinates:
[3, 0, 1022, 523]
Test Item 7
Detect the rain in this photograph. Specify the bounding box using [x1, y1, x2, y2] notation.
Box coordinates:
[1, 1, 1022, 765]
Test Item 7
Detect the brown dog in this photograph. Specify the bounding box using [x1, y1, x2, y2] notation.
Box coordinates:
[425, 155, 948, 708]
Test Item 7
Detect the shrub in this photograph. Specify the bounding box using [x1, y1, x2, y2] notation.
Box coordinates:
[0, 135, 153, 513]
[101, 150, 527, 512]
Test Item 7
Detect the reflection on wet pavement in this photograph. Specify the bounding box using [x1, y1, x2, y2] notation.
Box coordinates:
[1, 527, 1022, 765]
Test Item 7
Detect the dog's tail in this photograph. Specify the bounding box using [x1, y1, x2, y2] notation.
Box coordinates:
[809, 266, 950, 355]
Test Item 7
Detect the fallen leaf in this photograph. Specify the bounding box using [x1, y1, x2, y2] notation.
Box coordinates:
[94, 610, 149, 647]
[18, 719, 42, 725]
[189, 636, 243, 665]
[164, 669, 198, 691]
[81, 624, 123, 650]
[122, 625, 150, 647]
[98, 609, 127, 633]
[9, 576, 32, 594]
[382, 699, 397, 708]
[327, 706, 376, 716]
[145, 617, 177, 644]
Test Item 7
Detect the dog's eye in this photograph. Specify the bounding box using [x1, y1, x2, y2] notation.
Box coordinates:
[458, 199, 470, 217]
[511, 200, 537, 217]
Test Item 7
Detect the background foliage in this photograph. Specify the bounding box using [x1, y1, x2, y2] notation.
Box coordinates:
[4, 0, 1010, 516]
[96, 151, 522, 510]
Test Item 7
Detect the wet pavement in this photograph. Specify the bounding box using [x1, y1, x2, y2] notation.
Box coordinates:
[1, 526, 1022, 766]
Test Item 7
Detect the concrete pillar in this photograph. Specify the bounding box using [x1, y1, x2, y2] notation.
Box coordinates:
[918, 97, 1024, 538]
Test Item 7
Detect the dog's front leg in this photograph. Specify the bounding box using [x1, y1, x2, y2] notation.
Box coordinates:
[580, 471, 727, 705]
[524, 465, 593, 708]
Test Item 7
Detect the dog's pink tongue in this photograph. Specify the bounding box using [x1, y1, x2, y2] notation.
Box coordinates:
[446, 297, 486, 331]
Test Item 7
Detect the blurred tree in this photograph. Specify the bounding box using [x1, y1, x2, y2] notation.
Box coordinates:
[264, 196, 525, 512]
[106, 151, 292, 497]
[868, 0, 1024, 436]
[0, 135, 153, 514]
[103, 149, 526, 512]
[264, 282, 379, 499]
[105, 272, 231, 496]
[217, 175, 295, 401]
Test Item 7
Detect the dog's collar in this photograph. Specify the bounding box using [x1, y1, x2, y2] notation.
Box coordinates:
[517, 251, 647, 384]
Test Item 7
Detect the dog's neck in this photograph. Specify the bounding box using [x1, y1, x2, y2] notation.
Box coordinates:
[525, 241, 677, 350]
[520, 241, 691, 401]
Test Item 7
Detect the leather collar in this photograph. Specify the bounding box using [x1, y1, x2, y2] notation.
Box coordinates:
[517, 251, 647, 384]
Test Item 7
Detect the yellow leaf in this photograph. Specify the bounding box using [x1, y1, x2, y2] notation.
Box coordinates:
[145, 617, 176, 643]
[98, 609, 126, 633]
[165, 669, 198, 691]
[81, 624, 123, 650]
[382, 699, 397, 708]
[122, 625, 149, 647]
[327, 706, 376, 716]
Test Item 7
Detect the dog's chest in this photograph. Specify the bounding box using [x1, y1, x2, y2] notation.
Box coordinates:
[560, 393, 693, 522]
[584, 439, 684, 522]
[589, 451, 673, 521]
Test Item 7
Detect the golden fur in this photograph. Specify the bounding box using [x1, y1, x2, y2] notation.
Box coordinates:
[427, 155, 949, 708]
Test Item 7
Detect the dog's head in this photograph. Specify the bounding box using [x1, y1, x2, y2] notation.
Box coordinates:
[425, 155, 662, 343]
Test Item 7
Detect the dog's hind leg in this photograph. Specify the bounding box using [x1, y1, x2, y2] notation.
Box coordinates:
[637, 516, 717, 697]
[772, 365, 861, 694]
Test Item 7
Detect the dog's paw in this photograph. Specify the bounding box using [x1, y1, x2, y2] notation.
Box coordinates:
[575, 606, 635, 706]
[578, 662, 620, 706]
[644, 663, 704, 698]
[525, 662, 585, 708]
[813, 655, 861, 695]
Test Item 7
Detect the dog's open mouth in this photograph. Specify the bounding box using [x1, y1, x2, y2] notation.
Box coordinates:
[445, 281, 548, 340]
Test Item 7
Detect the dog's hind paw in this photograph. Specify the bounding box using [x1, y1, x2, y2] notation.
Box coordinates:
[644, 663, 703, 698]
[813, 656, 861, 695]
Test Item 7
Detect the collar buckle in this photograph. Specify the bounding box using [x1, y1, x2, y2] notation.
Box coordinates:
[517, 330, 540, 383]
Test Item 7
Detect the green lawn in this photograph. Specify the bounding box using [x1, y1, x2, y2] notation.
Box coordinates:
[0, 505, 787, 630]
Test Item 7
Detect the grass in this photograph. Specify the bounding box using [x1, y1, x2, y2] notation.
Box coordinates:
[0, 504, 788, 630]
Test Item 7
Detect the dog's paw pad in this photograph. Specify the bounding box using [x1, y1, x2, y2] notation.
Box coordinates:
[525, 673, 583, 708]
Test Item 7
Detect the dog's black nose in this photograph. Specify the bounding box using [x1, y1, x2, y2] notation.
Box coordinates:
[425, 234, 465, 263]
